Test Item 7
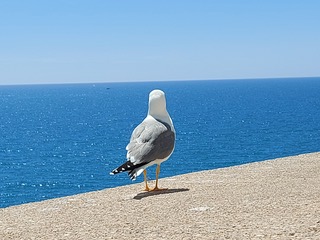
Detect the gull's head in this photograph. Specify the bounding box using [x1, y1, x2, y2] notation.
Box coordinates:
[148, 89, 167, 117]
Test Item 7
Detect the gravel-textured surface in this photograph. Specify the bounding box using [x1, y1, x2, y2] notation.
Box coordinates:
[1, 152, 320, 239]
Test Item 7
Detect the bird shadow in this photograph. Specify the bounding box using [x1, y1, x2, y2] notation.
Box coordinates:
[133, 188, 189, 200]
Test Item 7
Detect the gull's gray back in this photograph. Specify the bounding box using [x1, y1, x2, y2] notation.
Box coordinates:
[126, 118, 175, 165]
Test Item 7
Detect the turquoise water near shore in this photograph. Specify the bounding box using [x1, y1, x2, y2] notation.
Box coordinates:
[1, 78, 320, 208]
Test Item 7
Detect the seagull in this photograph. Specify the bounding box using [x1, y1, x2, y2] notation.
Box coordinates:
[110, 89, 175, 191]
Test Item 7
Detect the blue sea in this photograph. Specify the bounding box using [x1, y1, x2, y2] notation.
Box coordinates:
[1, 78, 320, 208]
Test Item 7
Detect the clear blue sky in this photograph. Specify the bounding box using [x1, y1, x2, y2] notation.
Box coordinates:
[0, 0, 319, 85]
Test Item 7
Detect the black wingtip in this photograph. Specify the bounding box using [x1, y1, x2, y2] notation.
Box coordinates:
[110, 161, 136, 176]
[111, 161, 146, 180]
[110, 168, 120, 175]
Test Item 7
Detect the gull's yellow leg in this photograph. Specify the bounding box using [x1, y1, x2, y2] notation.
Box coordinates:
[143, 170, 150, 191]
[152, 164, 167, 191]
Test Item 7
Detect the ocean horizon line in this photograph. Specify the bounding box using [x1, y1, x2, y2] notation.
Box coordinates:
[1, 75, 319, 87]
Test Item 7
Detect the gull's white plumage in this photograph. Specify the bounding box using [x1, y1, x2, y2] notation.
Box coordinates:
[110, 90, 175, 191]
